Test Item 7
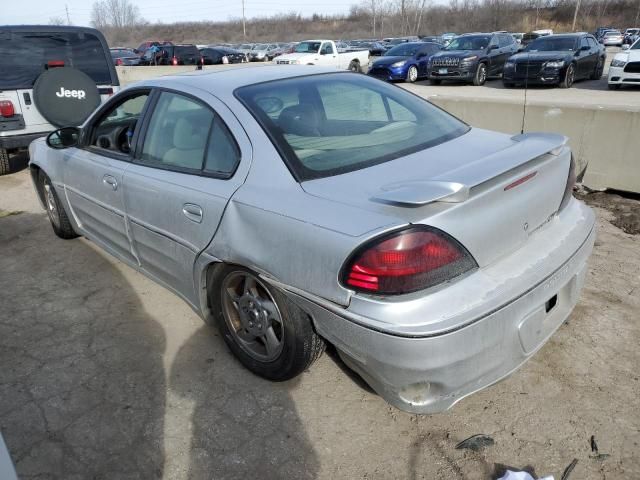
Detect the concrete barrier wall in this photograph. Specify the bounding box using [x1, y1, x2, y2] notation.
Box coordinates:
[116, 66, 640, 193]
[426, 95, 640, 193]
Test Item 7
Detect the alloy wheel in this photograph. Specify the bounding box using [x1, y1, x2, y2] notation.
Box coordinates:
[221, 271, 285, 362]
[44, 183, 61, 228]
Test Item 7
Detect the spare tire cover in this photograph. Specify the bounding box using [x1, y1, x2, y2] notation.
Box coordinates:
[33, 68, 101, 127]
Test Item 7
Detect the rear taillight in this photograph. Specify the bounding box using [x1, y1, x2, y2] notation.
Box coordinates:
[172, 56, 178, 65]
[0, 100, 15, 117]
[559, 154, 577, 211]
[116, 58, 123, 66]
[342, 227, 477, 295]
[47, 60, 65, 68]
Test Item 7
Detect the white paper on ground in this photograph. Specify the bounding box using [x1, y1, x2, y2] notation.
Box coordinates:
[497, 471, 554, 480]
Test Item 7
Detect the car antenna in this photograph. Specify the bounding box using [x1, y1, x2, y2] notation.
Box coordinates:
[521, 49, 530, 135]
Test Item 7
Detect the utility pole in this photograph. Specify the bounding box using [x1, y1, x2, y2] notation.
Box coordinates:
[242, 0, 246, 40]
[635, 0, 640, 27]
[571, 0, 581, 32]
[65, 4, 71, 25]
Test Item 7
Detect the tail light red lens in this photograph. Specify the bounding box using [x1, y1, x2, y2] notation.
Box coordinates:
[0, 100, 15, 117]
[559, 154, 577, 212]
[47, 60, 65, 68]
[172, 56, 178, 65]
[116, 58, 123, 66]
[342, 227, 477, 295]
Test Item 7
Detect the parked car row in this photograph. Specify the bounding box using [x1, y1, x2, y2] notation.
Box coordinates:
[365, 32, 608, 90]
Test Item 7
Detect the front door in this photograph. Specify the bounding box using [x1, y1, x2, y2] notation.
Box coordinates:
[123, 89, 248, 304]
[63, 90, 151, 265]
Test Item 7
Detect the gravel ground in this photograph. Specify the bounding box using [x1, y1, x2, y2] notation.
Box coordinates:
[0, 165, 639, 479]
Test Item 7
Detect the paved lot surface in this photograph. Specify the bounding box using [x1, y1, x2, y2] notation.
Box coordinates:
[1, 162, 639, 479]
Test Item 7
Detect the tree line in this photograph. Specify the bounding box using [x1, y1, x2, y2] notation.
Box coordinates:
[64, 0, 640, 46]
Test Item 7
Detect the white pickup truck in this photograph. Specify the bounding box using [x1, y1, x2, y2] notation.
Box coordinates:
[275, 40, 370, 72]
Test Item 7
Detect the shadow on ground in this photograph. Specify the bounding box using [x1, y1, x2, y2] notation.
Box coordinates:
[170, 327, 320, 479]
[0, 212, 319, 479]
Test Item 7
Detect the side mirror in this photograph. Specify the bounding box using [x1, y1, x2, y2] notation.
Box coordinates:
[46, 127, 80, 150]
[622, 44, 630, 50]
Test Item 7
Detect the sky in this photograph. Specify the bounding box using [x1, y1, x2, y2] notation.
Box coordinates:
[2, 0, 356, 26]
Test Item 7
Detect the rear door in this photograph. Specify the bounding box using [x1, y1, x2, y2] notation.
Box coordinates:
[123, 89, 251, 304]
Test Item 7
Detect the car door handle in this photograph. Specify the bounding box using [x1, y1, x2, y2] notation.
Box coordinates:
[103, 175, 118, 191]
[182, 203, 203, 223]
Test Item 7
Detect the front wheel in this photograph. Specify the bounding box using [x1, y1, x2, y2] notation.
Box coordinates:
[211, 265, 325, 381]
[39, 172, 79, 239]
[406, 65, 418, 83]
[560, 64, 575, 88]
[473, 63, 487, 86]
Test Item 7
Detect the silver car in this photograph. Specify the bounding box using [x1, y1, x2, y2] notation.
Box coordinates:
[29, 66, 595, 413]
[602, 31, 624, 46]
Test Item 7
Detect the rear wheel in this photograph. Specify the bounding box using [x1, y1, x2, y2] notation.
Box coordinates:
[0, 149, 9, 176]
[473, 63, 488, 86]
[560, 64, 575, 88]
[429, 78, 442, 85]
[348, 60, 362, 73]
[39, 172, 79, 239]
[591, 58, 604, 80]
[211, 265, 325, 381]
[406, 65, 418, 83]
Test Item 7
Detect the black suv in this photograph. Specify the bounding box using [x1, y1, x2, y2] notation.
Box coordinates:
[428, 32, 518, 85]
[502, 33, 606, 88]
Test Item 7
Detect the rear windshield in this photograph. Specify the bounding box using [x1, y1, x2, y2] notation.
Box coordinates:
[236, 73, 468, 181]
[525, 37, 577, 51]
[0, 31, 113, 89]
[175, 46, 199, 56]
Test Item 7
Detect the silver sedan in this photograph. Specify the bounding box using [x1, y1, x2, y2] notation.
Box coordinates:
[29, 66, 595, 413]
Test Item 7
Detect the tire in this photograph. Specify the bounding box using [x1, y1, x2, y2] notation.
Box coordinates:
[560, 64, 575, 88]
[0, 148, 9, 176]
[211, 265, 325, 381]
[473, 63, 488, 86]
[406, 65, 418, 83]
[608, 83, 621, 90]
[591, 58, 604, 80]
[39, 172, 79, 239]
[348, 60, 362, 73]
[429, 78, 442, 85]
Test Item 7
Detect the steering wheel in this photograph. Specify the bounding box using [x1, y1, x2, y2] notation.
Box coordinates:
[115, 120, 137, 154]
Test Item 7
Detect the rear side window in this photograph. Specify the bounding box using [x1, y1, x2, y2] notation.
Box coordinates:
[498, 35, 513, 47]
[140, 91, 239, 176]
[0, 30, 113, 89]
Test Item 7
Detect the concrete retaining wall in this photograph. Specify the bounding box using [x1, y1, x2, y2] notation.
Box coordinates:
[425, 95, 640, 193]
[116, 66, 640, 193]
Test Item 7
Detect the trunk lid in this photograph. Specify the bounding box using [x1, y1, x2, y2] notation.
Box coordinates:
[300, 128, 571, 267]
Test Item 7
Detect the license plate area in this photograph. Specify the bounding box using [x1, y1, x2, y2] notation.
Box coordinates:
[439, 68, 448, 74]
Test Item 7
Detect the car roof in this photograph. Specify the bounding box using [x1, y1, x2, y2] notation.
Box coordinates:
[0, 24, 102, 34]
[137, 65, 338, 95]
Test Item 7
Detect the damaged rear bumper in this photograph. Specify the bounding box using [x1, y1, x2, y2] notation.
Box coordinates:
[274, 199, 595, 414]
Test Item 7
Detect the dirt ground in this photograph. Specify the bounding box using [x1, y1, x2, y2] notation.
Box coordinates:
[1, 163, 639, 480]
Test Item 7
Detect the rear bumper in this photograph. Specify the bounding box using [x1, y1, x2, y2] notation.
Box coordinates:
[0, 132, 49, 150]
[279, 199, 595, 413]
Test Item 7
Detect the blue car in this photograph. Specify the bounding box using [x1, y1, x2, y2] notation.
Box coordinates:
[367, 42, 442, 83]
